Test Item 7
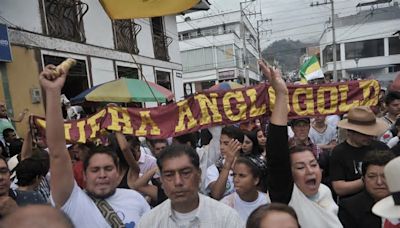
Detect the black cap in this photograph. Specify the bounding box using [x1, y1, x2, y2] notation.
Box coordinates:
[290, 118, 311, 126]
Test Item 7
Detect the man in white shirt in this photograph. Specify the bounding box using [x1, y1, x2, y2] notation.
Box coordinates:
[137, 144, 243, 228]
[40, 65, 150, 228]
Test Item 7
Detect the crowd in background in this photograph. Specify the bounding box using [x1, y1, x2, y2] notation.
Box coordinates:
[0, 60, 399, 228]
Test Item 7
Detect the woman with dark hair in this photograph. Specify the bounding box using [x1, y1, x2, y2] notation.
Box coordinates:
[241, 130, 268, 192]
[260, 60, 342, 228]
[255, 128, 267, 159]
[111, 133, 141, 189]
[221, 157, 270, 223]
[246, 203, 300, 228]
[242, 130, 262, 156]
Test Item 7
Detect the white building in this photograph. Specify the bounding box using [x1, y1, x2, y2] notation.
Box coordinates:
[177, 10, 260, 94]
[0, 0, 210, 116]
[320, 2, 400, 85]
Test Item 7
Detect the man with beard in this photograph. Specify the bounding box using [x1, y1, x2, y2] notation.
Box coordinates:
[330, 106, 389, 200]
[40, 64, 149, 228]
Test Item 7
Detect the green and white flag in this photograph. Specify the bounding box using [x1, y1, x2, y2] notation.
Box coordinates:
[299, 56, 324, 83]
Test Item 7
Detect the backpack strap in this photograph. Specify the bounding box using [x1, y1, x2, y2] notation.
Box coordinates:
[88, 195, 125, 228]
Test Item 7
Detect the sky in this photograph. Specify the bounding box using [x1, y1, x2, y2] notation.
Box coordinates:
[181, 0, 398, 48]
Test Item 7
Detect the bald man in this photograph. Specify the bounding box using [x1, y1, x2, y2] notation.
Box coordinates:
[0, 205, 74, 228]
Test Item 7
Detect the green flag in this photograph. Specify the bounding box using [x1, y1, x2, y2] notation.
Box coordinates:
[299, 56, 324, 83]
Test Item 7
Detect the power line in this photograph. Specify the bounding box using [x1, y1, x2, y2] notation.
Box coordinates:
[260, 29, 397, 55]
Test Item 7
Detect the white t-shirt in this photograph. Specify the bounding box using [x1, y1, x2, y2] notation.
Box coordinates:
[138, 150, 159, 178]
[309, 125, 337, 145]
[221, 191, 270, 223]
[205, 164, 235, 198]
[326, 115, 341, 129]
[172, 207, 199, 228]
[51, 182, 150, 228]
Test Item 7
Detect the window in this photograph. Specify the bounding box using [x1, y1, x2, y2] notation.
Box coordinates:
[389, 64, 400, 73]
[247, 34, 257, 49]
[216, 45, 235, 68]
[181, 32, 189, 40]
[201, 81, 215, 90]
[152, 17, 171, 61]
[43, 55, 88, 99]
[235, 46, 242, 68]
[200, 27, 218, 36]
[156, 71, 171, 91]
[117, 66, 139, 79]
[113, 19, 141, 54]
[226, 24, 237, 34]
[389, 37, 400, 55]
[42, 0, 88, 42]
[43, 55, 88, 117]
[322, 44, 340, 64]
[181, 47, 214, 72]
[247, 51, 258, 73]
[345, 39, 384, 59]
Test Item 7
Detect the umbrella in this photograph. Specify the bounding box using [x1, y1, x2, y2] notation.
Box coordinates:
[99, 0, 199, 19]
[207, 81, 244, 92]
[70, 78, 174, 104]
[70, 84, 103, 105]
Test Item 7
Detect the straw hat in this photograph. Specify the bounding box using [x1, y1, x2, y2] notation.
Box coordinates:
[337, 106, 388, 136]
[372, 157, 400, 219]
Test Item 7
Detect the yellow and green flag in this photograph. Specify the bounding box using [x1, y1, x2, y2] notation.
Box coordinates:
[299, 56, 324, 83]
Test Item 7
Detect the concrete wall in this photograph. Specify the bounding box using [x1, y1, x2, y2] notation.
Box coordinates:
[165, 16, 181, 64]
[0, 0, 42, 33]
[82, 0, 114, 49]
[90, 57, 116, 85]
[0, 0, 185, 118]
[5, 46, 45, 136]
[136, 19, 155, 59]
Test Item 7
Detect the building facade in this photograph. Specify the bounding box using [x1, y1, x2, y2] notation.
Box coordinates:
[177, 10, 260, 95]
[320, 2, 400, 85]
[0, 0, 208, 134]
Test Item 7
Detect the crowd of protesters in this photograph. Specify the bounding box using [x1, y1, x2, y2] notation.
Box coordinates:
[0, 60, 399, 228]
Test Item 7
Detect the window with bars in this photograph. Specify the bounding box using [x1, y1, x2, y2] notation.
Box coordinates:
[42, 0, 88, 42]
[151, 17, 172, 61]
[113, 19, 141, 54]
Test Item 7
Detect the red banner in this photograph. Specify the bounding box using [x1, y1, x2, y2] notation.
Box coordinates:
[32, 80, 380, 142]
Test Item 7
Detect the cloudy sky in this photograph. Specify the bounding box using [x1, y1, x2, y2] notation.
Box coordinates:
[183, 0, 398, 48]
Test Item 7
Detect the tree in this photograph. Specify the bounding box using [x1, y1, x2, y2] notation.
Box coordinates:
[261, 39, 307, 73]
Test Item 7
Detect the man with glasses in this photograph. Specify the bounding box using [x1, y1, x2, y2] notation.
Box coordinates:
[330, 106, 389, 200]
[137, 144, 242, 228]
[339, 150, 395, 228]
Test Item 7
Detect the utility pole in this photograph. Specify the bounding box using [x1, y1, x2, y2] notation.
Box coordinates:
[311, 0, 338, 82]
[240, 2, 248, 86]
[257, 19, 272, 59]
[240, 0, 257, 86]
[257, 19, 271, 81]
